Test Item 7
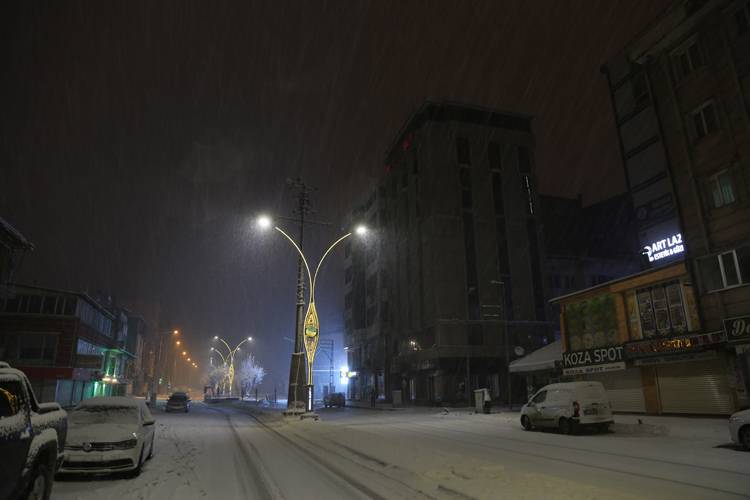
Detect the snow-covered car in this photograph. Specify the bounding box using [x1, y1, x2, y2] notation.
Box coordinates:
[59, 396, 155, 476]
[0, 362, 67, 500]
[520, 381, 613, 434]
[323, 392, 345, 408]
[729, 408, 750, 450]
[165, 392, 190, 413]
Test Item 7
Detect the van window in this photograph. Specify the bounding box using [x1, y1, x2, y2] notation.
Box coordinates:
[547, 389, 571, 403]
[531, 390, 546, 404]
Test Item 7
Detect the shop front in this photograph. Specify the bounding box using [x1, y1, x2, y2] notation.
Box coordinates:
[553, 262, 737, 415]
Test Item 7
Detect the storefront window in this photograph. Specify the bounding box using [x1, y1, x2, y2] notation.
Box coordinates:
[564, 294, 618, 351]
[636, 280, 687, 338]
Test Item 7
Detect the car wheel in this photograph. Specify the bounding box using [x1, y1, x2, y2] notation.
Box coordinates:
[521, 415, 533, 431]
[741, 426, 750, 451]
[26, 460, 53, 500]
[558, 417, 575, 435]
[597, 423, 610, 434]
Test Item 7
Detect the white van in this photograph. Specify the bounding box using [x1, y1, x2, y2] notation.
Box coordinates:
[520, 381, 613, 434]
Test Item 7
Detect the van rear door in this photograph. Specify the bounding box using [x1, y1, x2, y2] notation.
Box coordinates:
[575, 383, 612, 421]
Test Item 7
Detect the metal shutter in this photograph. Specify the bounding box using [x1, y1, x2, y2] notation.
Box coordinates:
[586, 368, 646, 412]
[656, 358, 733, 415]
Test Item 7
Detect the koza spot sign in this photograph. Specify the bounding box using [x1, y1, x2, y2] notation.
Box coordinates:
[643, 233, 684, 262]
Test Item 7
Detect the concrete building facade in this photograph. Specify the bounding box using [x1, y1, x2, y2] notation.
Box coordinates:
[344, 101, 552, 406]
[595, 0, 750, 412]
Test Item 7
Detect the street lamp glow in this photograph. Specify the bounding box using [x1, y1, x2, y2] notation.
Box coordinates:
[355, 224, 368, 236]
[182, 351, 187, 356]
[173, 330, 179, 335]
[187, 357, 191, 362]
[247, 336, 253, 341]
[175, 340, 181, 345]
[213, 336, 218, 340]
[257, 215, 272, 229]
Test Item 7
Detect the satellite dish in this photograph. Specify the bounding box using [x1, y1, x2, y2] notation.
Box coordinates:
[514, 346, 525, 357]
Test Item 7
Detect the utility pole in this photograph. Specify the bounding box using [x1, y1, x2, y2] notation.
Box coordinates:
[287, 177, 314, 409]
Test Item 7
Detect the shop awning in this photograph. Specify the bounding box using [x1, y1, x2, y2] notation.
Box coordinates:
[509, 340, 562, 373]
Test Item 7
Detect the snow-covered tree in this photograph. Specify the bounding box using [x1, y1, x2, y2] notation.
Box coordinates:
[238, 355, 266, 398]
[208, 364, 229, 395]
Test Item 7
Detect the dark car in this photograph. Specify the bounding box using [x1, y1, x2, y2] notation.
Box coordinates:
[323, 392, 345, 408]
[165, 392, 191, 413]
[0, 362, 67, 500]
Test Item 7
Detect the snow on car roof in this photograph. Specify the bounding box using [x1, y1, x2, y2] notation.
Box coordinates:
[76, 396, 140, 408]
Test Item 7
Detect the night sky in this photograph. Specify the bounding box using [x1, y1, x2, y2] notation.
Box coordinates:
[1, 1, 670, 390]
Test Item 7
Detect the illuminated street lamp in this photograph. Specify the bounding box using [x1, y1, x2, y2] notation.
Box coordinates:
[257, 214, 369, 412]
[212, 336, 254, 397]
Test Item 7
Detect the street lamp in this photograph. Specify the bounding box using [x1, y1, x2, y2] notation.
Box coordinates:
[212, 336, 254, 397]
[257, 214, 369, 412]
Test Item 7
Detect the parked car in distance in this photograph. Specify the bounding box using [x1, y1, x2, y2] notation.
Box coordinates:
[729, 408, 750, 450]
[166, 392, 191, 413]
[520, 381, 613, 434]
[324, 392, 345, 408]
[59, 396, 155, 477]
[0, 361, 67, 500]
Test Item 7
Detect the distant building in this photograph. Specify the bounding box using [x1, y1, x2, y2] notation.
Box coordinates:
[0, 216, 34, 299]
[344, 100, 552, 406]
[540, 193, 642, 334]
[0, 284, 127, 406]
[576, 0, 750, 413]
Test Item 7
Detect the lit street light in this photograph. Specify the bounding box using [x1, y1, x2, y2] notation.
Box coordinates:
[212, 336, 254, 397]
[257, 214, 369, 412]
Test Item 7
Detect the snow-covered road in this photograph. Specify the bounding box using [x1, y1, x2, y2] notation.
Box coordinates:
[52, 402, 750, 500]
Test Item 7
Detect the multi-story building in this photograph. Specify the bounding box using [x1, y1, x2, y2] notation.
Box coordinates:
[344, 100, 552, 406]
[567, 0, 750, 413]
[0, 284, 125, 406]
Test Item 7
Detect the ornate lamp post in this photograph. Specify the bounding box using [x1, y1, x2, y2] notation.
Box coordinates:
[258, 215, 368, 412]
[211, 336, 253, 397]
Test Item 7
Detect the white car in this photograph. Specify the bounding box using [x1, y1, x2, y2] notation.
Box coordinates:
[520, 381, 613, 434]
[729, 408, 750, 450]
[59, 396, 155, 476]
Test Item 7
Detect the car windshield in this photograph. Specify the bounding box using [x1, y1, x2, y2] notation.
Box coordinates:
[169, 395, 187, 401]
[70, 406, 138, 425]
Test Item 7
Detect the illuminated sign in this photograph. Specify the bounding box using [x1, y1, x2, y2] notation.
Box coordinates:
[624, 331, 724, 358]
[562, 346, 625, 375]
[643, 233, 684, 262]
[724, 315, 750, 343]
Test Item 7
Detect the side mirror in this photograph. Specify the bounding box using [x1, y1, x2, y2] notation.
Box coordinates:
[143, 418, 155, 426]
[38, 402, 62, 414]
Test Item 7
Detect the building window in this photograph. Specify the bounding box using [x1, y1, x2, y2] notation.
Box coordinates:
[631, 71, 649, 108]
[672, 39, 704, 81]
[690, 100, 719, 140]
[709, 170, 736, 208]
[518, 147, 530, 174]
[636, 281, 687, 338]
[17, 334, 57, 364]
[698, 247, 750, 292]
[488, 142, 502, 172]
[733, 4, 750, 37]
[456, 137, 470, 165]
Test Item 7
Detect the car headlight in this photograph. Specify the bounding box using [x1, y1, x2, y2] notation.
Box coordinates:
[115, 438, 138, 449]
[729, 416, 742, 423]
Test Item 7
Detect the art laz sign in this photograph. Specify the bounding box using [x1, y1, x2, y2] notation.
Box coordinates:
[724, 316, 750, 343]
[562, 346, 625, 376]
